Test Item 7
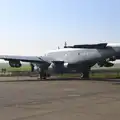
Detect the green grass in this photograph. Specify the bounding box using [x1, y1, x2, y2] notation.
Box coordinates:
[7, 65, 31, 72]
[90, 73, 120, 78]
[0, 63, 31, 72]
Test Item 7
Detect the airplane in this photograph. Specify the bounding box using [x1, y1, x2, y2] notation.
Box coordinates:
[0, 42, 120, 80]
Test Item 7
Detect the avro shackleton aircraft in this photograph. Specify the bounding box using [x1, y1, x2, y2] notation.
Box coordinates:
[0, 42, 120, 79]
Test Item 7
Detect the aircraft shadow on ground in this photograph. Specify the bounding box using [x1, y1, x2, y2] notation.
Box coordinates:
[0, 77, 120, 84]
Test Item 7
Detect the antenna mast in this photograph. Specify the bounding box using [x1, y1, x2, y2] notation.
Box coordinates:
[64, 41, 67, 48]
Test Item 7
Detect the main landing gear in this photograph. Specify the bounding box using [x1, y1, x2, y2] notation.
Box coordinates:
[39, 69, 50, 80]
[39, 70, 90, 80]
[39, 70, 47, 80]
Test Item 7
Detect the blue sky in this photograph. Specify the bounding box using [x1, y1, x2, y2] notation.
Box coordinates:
[0, 0, 120, 55]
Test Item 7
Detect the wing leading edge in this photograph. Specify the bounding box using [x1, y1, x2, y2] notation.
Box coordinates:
[0, 55, 47, 63]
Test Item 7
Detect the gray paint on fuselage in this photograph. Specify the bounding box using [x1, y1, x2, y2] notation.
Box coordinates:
[44, 48, 101, 64]
[44, 46, 120, 65]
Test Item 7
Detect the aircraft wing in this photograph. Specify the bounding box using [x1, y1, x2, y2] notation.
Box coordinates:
[0, 55, 48, 63]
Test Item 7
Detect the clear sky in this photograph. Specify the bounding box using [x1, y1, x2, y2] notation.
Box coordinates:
[0, 0, 120, 56]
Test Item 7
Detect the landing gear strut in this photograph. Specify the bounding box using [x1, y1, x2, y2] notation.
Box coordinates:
[39, 69, 47, 80]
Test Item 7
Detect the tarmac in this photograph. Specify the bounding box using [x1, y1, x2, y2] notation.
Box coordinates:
[0, 76, 120, 120]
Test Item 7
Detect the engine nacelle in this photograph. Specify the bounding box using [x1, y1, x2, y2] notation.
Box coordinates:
[98, 61, 114, 67]
[49, 62, 68, 69]
[48, 62, 68, 73]
[103, 62, 114, 67]
[9, 61, 22, 68]
[107, 56, 116, 61]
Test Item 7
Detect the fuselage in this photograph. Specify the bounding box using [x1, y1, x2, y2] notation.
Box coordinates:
[44, 48, 100, 64]
[33, 43, 120, 75]
[43, 43, 120, 65]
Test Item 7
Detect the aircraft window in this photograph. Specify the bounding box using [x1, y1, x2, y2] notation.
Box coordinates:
[78, 53, 80, 55]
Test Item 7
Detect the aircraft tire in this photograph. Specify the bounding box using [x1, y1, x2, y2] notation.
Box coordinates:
[80, 70, 90, 79]
[39, 71, 47, 80]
